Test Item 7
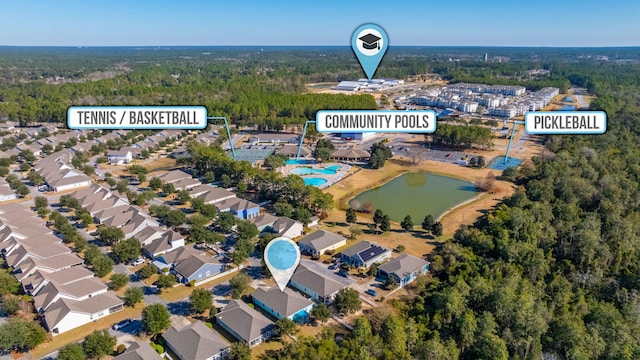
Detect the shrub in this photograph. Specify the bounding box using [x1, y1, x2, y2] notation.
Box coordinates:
[116, 344, 126, 354]
[151, 343, 164, 355]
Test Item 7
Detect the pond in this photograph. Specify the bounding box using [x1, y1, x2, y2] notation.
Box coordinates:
[349, 172, 478, 222]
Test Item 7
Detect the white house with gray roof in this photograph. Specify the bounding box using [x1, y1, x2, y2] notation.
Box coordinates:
[215, 299, 275, 347]
[297, 230, 346, 256]
[107, 149, 132, 165]
[42, 292, 124, 336]
[289, 265, 346, 304]
[270, 217, 303, 239]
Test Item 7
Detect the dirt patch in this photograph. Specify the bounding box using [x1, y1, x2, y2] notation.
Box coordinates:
[142, 158, 177, 172]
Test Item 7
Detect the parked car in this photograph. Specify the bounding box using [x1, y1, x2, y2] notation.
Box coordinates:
[112, 318, 132, 330]
[365, 289, 379, 297]
[338, 269, 350, 278]
[129, 257, 145, 266]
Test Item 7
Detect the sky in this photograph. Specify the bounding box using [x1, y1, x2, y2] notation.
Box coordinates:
[1, 0, 639, 47]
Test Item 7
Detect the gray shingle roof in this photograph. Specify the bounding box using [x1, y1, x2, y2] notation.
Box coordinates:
[252, 287, 313, 318]
[173, 254, 221, 279]
[290, 265, 345, 297]
[114, 341, 162, 360]
[377, 254, 430, 279]
[297, 230, 346, 252]
[215, 299, 274, 343]
[341, 241, 390, 263]
[162, 321, 229, 360]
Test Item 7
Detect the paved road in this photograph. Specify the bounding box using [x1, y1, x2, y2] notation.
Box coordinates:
[573, 88, 589, 109]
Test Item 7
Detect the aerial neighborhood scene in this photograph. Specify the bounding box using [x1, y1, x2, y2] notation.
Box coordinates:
[0, 1, 639, 359]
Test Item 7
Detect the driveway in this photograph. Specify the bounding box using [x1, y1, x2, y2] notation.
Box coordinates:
[299, 259, 354, 287]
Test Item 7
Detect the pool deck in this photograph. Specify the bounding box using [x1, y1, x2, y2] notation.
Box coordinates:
[282, 161, 351, 189]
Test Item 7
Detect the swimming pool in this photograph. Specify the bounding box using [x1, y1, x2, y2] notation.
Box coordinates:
[290, 166, 342, 175]
[304, 177, 328, 186]
[286, 159, 316, 165]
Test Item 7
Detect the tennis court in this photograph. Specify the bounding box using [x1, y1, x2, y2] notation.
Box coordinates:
[231, 147, 275, 163]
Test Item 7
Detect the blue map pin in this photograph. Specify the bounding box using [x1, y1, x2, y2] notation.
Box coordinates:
[264, 237, 300, 292]
[352, 23, 389, 80]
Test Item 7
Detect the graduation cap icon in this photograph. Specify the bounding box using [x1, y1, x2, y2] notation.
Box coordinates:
[359, 33, 381, 50]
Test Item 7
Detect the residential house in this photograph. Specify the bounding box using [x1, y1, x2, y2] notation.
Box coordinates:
[13, 254, 84, 282]
[340, 241, 392, 268]
[377, 254, 430, 287]
[162, 321, 230, 360]
[120, 146, 143, 159]
[114, 341, 163, 360]
[41, 292, 124, 336]
[192, 187, 236, 205]
[36, 153, 92, 192]
[16, 143, 43, 157]
[217, 197, 260, 220]
[152, 245, 201, 270]
[269, 217, 304, 238]
[34, 277, 108, 312]
[289, 264, 345, 304]
[252, 287, 314, 323]
[98, 206, 139, 228]
[107, 150, 133, 165]
[46, 168, 92, 192]
[173, 253, 226, 285]
[85, 196, 128, 216]
[0, 179, 17, 203]
[157, 169, 192, 185]
[135, 226, 185, 258]
[172, 177, 201, 191]
[4, 235, 73, 268]
[215, 299, 275, 347]
[21, 266, 94, 296]
[297, 230, 346, 257]
[251, 213, 279, 232]
[120, 211, 159, 238]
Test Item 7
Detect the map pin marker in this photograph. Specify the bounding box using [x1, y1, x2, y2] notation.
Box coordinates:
[352, 23, 389, 80]
[264, 237, 300, 292]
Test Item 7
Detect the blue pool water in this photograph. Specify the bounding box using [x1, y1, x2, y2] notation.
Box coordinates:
[304, 177, 328, 186]
[560, 105, 576, 111]
[267, 240, 298, 270]
[291, 166, 341, 175]
[563, 96, 573, 102]
[286, 159, 316, 165]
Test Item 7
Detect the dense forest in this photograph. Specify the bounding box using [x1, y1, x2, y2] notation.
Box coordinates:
[2, 47, 639, 129]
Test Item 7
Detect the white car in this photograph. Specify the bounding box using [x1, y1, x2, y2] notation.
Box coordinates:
[129, 258, 145, 266]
